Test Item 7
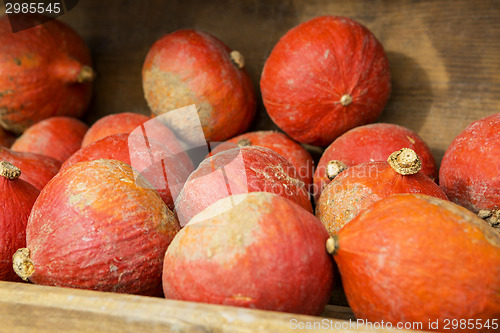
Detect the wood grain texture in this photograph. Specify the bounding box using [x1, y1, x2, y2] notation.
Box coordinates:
[0, 281, 425, 333]
[51, 0, 500, 165]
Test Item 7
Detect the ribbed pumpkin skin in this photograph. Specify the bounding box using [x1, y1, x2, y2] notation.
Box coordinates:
[209, 131, 314, 188]
[0, 15, 93, 133]
[439, 113, 500, 213]
[313, 123, 438, 202]
[175, 146, 312, 226]
[316, 161, 447, 236]
[142, 29, 256, 142]
[261, 16, 391, 146]
[81, 112, 150, 148]
[163, 192, 333, 315]
[0, 147, 61, 190]
[25, 159, 179, 295]
[62, 133, 194, 210]
[334, 194, 500, 332]
[0, 171, 39, 281]
[11, 117, 88, 163]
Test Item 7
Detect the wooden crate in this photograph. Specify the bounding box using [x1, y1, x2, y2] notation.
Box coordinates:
[1, 0, 499, 331]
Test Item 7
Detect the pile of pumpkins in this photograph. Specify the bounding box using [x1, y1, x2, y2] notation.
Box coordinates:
[0, 14, 498, 332]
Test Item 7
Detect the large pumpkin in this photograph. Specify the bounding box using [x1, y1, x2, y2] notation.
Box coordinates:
[439, 113, 499, 229]
[142, 29, 256, 142]
[328, 194, 500, 332]
[175, 146, 312, 226]
[0, 15, 94, 133]
[13, 159, 180, 296]
[163, 192, 333, 315]
[261, 16, 391, 146]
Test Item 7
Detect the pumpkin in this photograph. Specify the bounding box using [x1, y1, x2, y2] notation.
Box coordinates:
[175, 146, 312, 226]
[316, 148, 447, 236]
[0, 147, 61, 190]
[0, 15, 94, 133]
[261, 16, 391, 146]
[13, 159, 180, 296]
[209, 131, 314, 188]
[327, 193, 500, 332]
[142, 29, 256, 142]
[163, 192, 333, 315]
[439, 113, 499, 230]
[313, 123, 438, 202]
[11, 117, 88, 163]
[0, 161, 40, 281]
[81, 112, 150, 148]
[62, 133, 194, 210]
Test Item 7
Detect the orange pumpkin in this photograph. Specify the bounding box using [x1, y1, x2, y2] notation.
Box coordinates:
[328, 194, 500, 332]
[316, 148, 447, 236]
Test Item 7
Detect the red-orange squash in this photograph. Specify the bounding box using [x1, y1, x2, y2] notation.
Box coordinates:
[439, 113, 499, 220]
[62, 133, 194, 210]
[163, 192, 333, 315]
[0, 147, 61, 190]
[0, 15, 94, 133]
[13, 159, 180, 296]
[209, 131, 314, 188]
[261, 16, 391, 146]
[175, 146, 312, 226]
[313, 123, 438, 201]
[81, 112, 150, 148]
[0, 161, 39, 281]
[11, 117, 88, 162]
[328, 194, 500, 332]
[142, 29, 256, 142]
[316, 149, 447, 235]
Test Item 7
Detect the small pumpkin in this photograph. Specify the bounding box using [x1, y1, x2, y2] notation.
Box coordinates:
[261, 16, 391, 146]
[11, 117, 88, 163]
[0, 15, 94, 133]
[0, 147, 61, 190]
[13, 159, 180, 296]
[439, 113, 499, 230]
[313, 123, 438, 201]
[209, 131, 314, 188]
[327, 194, 500, 332]
[62, 133, 194, 210]
[316, 148, 447, 236]
[163, 192, 333, 315]
[175, 146, 312, 226]
[142, 29, 256, 142]
[81, 112, 150, 148]
[0, 161, 40, 281]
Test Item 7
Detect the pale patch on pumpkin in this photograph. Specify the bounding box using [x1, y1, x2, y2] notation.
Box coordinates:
[169, 192, 274, 264]
[143, 62, 213, 142]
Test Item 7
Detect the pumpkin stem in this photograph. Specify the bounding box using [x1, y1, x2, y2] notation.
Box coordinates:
[230, 50, 245, 69]
[237, 138, 252, 147]
[387, 148, 422, 175]
[339, 94, 353, 106]
[478, 209, 500, 231]
[326, 235, 339, 255]
[0, 161, 21, 180]
[77, 65, 96, 83]
[12, 248, 35, 281]
[326, 160, 348, 180]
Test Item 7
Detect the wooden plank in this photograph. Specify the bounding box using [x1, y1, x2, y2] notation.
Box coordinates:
[0, 281, 424, 333]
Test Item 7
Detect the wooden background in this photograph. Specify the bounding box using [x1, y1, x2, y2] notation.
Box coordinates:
[36, 0, 500, 165]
